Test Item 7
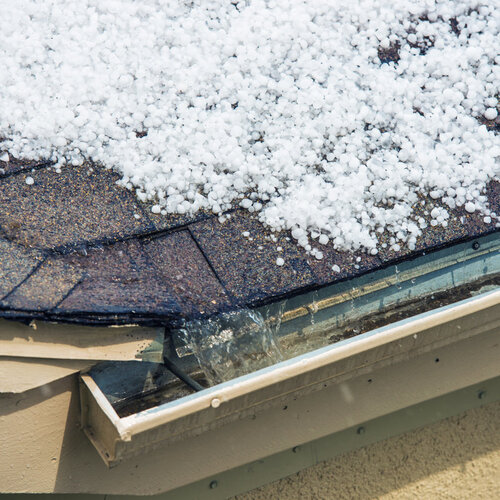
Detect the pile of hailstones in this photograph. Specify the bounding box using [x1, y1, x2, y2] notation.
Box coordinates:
[0, 0, 498, 261]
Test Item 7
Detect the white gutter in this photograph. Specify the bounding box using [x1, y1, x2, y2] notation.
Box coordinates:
[80, 289, 500, 465]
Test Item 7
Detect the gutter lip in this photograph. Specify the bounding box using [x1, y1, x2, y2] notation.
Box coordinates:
[112, 288, 499, 437]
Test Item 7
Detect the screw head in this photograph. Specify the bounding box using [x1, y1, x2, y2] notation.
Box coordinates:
[211, 398, 221, 408]
[357, 426, 366, 435]
[478, 390, 486, 400]
[209, 480, 218, 489]
[472, 241, 480, 250]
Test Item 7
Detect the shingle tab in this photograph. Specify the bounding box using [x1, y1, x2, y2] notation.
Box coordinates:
[56, 239, 180, 318]
[2, 257, 83, 310]
[0, 164, 153, 249]
[143, 230, 232, 317]
[0, 152, 48, 178]
[141, 200, 209, 232]
[190, 211, 316, 305]
[378, 191, 497, 265]
[486, 180, 499, 215]
[307, 246, 382, 285]
[0, 238, 45, 299]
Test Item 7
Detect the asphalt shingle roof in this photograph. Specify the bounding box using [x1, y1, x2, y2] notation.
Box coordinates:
[0, 158, 498, 326]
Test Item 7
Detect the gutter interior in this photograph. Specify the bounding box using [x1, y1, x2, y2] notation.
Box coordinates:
[89, 231, 499, 417]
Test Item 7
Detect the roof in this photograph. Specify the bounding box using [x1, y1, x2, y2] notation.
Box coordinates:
[0, 158, 498, 326]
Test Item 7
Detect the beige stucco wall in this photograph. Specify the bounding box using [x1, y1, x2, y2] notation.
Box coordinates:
[1, 364, 498, 497]
[237, 400, 500, 500]
[0, 379, 498, 498]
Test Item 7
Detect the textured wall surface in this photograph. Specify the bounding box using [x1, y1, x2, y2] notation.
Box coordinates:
[237, 400, 500, 500]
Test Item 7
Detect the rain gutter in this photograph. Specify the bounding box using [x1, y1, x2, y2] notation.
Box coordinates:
[80, 288, 500, 466]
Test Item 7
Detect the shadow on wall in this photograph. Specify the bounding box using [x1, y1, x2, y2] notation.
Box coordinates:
[235, 400, 500, 500]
